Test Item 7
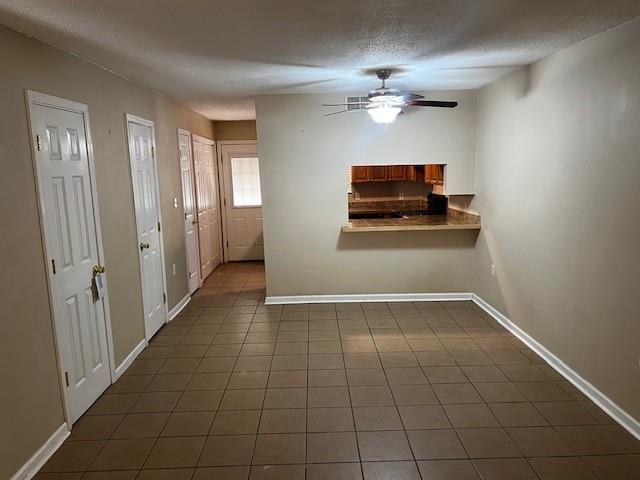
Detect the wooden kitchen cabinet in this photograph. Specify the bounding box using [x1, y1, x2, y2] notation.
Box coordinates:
[389, 165, 407, 181]
[369, 166, 389, 182]
[351, 166, 389, 183]
[351, 165, 420, 183]
[390, 165, 417, 181]
[351, 166, 370, 183]
[425, 164, 444, 185]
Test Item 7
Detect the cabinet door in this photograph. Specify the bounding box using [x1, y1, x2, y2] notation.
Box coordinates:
[406, 166, 417, 181]
[425, 165, 444, 185]
[369, 166, 389, 182]
[425, 164, 434, 184]
[389, 165, 406, 181]
[351, 166, 370, 183]
[435, 165, 444, 185]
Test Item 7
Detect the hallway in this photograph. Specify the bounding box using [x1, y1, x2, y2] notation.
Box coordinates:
[37, 262, 640, 479]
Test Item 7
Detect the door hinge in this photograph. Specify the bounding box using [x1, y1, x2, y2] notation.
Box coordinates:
[36, 134, 43, 151]
[64, 371, 69, 387]
[223, 198, 227, 206]
[151, 145, 155, 158]
[157, 221, 161, 232]
[163, 293, 167, 303]
[51, 258, 57, 274]
[226, 240, 229, 248]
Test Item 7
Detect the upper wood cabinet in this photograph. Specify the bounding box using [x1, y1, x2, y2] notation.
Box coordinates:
[389, 165, 418, 182]
[389, 165, 406, 181]
[369, 166, 389, 182]
[425, 164, 444, 185]
[406, 166, 417, 181]
[350, 165, 431, 183]
[351, 166, 370, 183]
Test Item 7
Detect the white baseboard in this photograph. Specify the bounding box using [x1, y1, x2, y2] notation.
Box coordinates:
[10, 423, 69, 480]
[169, 293, 191, 321]
[472, 294, 640, 440]
[114, 338, 146, 380]
[265, 292, 472, 305]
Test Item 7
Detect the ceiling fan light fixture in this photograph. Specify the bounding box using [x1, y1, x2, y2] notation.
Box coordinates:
[322, 70, 456, 119]
[368, 104, 401, 124]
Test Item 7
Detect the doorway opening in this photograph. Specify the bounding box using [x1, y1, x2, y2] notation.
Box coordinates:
[218, 141, 264, 262]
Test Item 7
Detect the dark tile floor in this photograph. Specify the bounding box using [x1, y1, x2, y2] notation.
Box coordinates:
[37, 262, 640, 479]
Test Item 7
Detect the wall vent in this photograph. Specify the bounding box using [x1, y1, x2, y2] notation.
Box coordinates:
[345, 95, 369, 112]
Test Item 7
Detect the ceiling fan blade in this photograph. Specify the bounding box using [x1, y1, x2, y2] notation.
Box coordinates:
[407, 100, 458, 108]
[398, 92, 424, 101]
[324, 109, 351, 116]
[322, 102, 370, 106]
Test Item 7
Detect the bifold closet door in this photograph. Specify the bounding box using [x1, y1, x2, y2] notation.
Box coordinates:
[193, 136, 221, 280]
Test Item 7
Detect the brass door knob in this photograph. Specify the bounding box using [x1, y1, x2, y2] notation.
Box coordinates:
[93, 265, 105, 274]
[140, 242, 150, 251]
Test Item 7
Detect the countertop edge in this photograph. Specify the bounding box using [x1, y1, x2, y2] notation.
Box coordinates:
[341, 223, 482, 233]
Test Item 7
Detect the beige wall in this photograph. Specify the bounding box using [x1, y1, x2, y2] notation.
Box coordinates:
[472, 18, 640, 420]
[255, 92, 478, 296]
[0, 25, 213, 478]
[255, 17, 640, 426]
[213, 120, 257, 140]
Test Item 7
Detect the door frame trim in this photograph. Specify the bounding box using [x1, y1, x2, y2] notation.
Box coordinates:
[216, 140, 258, 262]
[177, 128, 202, 291]
[192, 134, 215, 146]
[24, 90, 117, 426]
[125, 113, 169, 342]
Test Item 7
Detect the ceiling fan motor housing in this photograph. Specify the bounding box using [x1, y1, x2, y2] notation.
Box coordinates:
[376, 69, 392, 80]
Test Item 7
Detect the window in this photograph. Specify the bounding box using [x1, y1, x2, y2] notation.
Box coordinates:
[231, 156, 262, 207]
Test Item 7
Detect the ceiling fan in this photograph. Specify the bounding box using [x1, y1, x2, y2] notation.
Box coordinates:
[323, 69, 458, 124]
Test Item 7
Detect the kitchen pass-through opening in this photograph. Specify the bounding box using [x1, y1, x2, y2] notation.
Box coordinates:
[348, 164, 447, 219]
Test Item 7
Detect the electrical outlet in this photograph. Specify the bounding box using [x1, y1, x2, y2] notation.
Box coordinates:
[173, 197, 179, 209]
[172, 264, 176, 276]
[490, 264, 496, 277]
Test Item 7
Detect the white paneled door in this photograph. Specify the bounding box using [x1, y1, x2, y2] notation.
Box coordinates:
[220, 142, 264, 261]
[28, 92, 111, 424]
[178, 130, 200, 294]
[126, 115, 167, 340]
[193, 135, 221, 280]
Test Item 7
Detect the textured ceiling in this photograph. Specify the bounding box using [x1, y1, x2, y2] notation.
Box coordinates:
[1, 1, 639, 119]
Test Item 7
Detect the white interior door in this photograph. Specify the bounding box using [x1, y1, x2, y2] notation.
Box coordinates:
[193, 135, 221, 280]
[178, 130, 200, 294]
[220, 142, 264, 261]
[29, 92, 111, 424]
[126, 116, 167, 339]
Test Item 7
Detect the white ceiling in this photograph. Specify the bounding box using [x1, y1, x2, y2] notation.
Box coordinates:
[1, 1, 639, 120]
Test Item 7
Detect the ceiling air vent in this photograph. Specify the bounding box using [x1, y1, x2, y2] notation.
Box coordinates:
[345, 95, 369, 112]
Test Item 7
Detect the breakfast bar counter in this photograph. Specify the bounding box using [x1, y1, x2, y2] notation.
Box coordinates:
[342, 209, 481, 233]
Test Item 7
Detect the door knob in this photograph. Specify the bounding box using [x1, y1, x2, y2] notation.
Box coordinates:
[192, 219, 198, 224]
[140, 242, 150, 250]
[93, 265, 106, 275]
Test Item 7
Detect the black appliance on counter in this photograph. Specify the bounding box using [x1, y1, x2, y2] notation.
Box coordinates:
[426, 193, 448, 214]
